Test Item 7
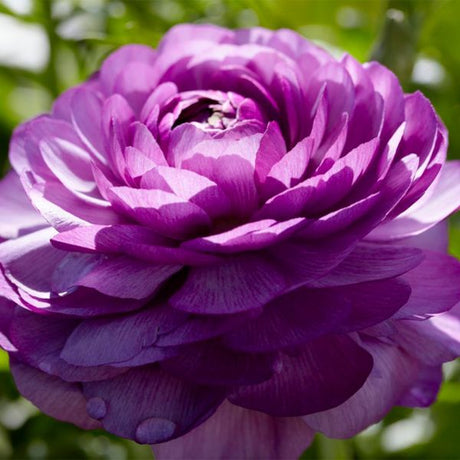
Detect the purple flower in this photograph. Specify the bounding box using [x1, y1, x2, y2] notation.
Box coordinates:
[1, 23, 460, 458]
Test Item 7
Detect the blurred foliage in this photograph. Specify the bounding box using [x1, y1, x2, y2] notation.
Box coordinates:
[0, 0, 459, 458]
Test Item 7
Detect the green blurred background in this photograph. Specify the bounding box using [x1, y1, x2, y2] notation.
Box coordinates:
[0, 0, 459, 458]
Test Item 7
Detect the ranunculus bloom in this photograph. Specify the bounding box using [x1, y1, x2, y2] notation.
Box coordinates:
[1, 23, 460, 459]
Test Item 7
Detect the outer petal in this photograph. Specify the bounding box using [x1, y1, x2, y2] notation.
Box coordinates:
[368, 160, 460, 240]
[99, 44, 157, 95]
[395, 250, 460, 317]
[222, 288, 352, 352]
[61, 305, 185, 366]
[230, 335, 373, 417]
[170, 255, 286, 314]
[10, 360, 101, 430]
[153, 401, 314, 460]
[83, 367, 226, 443]
[0, 171, 47, 239]
[304, 338, 420, 438]
[393, 302, 460, 365]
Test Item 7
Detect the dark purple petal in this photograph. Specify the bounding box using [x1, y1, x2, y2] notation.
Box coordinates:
[304, 338, 420, 437]
[170, 255, 286, 314]
[398, 365, 443, 408]
[222, 288, 351, 352]
[230, 335, 373, 416]
[162, 342, 277, 385]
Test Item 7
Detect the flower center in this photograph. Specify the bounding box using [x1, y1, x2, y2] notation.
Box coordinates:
[172, 94, 239, 131]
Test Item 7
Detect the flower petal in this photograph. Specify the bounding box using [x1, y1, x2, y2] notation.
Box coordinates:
[170, 255, 286, 314]
[230, 335, 373, 416]
[83, 367, 226, 443]
[153, 401, 314, 460]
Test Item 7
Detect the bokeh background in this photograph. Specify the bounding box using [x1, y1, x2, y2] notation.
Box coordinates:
[0, 0, 459, 458]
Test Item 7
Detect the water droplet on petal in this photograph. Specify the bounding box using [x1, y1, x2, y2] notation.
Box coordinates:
[135, 417, 177, 444]
[86, 397, 107, 420]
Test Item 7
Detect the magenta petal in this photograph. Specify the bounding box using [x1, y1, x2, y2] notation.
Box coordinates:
[39, 138, 94, 193]
[108, 186, 211, 238]
[230, 335, 373, 416]
[99, 44, 157, 95]
[83, 367, 226, 443]
[183, 217, 305, 254]
[311, 243, 423, 287]
[261, 137, 314, 198]
[102, 94, 135, 177]
[51, 224, 219, 266]
[114, 62, 159, 113]
[158, 23, 234, 52]
[153, 401, 314, 460]
[10, 360, 101, 430]
[141, 166, 232, 220]
[256, 137, 378, 221]
[365, 61, 405, 144]
[254, 121, 286, 186]
[69, 87, 106, 162]
[268, 236, 357, 286]
[170, 255, 286, 314]
[22, 172, 120, 230]
[369, 160, 460, 240]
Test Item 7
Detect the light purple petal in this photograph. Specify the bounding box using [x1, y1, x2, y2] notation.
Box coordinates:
[99, 44, 157, 95]
[61, 305, 185, 366]
[395, 250, 460, 317]
[393, 302, 460, 365]
[11, 360, 101, 430]
[83, 367, 226, 443]
[153, 401, 314, 460]
[310, 243, 423, 287]
[0, 171, 47, 239]
[108, 186, 211, 239]
[183, 217, 305, 254]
